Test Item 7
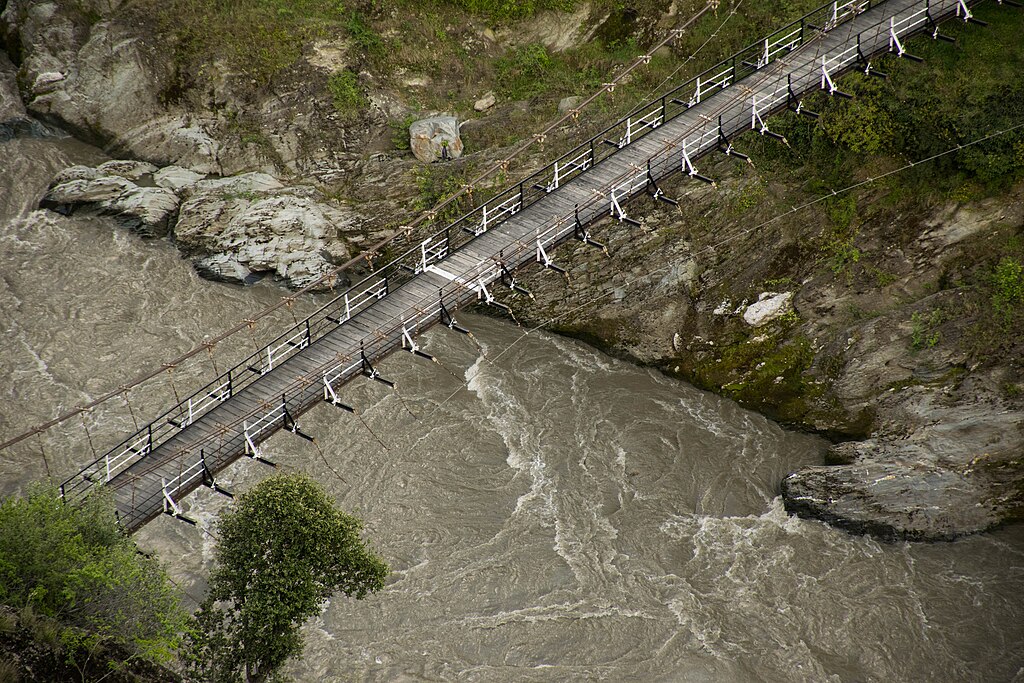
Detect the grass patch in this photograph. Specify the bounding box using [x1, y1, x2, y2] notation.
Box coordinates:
[426, 0, 576, 22]
[992, 255, 1024, 323]
[910, 309, 943, 351]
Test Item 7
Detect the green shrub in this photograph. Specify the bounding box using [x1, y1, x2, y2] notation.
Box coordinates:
[345, 9, 386, 60]
[389, 114, 418, 151]
[184, 474, 388, 683]
[328, 70, 367, 117]
[911, 310, 943, 350]
[992, 257, 1024, 322]
[0, 485, 185, 668]
[495, 43, 554, 99]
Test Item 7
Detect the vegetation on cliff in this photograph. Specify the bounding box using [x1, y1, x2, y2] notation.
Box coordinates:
[672, 2, 1024, 427]
[0, 486, 185, 681]
[0, 476, 389, 681]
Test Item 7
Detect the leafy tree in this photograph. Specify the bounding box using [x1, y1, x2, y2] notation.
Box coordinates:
[0, 484, 185, 677]
[185, 474, 389, 683]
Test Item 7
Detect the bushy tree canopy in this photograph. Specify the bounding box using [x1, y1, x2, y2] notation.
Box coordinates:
[0, 485, 185, 667]
[186, 474, 389, 683]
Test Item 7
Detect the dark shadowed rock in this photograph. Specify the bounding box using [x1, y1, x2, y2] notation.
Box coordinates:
[781, 455, 1002, 542]
[0, 51, 48, 140]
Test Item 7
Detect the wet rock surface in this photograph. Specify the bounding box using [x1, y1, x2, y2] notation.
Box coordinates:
[0, 51, 47, 139]
[40, 162, 180, 237]
[782, 442, 1019, 541]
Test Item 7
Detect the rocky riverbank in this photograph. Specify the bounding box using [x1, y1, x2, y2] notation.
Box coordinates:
[3, 0, 1022, 541]
[490, 154, 1024, 541]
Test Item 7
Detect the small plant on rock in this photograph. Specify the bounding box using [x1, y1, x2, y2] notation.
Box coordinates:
[328, 70, 366, 119]
[992, 256, 1024, 323]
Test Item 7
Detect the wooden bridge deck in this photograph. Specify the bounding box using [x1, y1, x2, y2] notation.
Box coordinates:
[92, 0, 978, 530]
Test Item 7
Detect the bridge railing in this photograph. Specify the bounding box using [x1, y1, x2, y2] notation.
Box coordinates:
[394, 0, 879, 247]
[59, 0, 890, 504]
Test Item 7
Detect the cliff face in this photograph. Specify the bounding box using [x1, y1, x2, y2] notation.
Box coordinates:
[2, 0, 1022, 540]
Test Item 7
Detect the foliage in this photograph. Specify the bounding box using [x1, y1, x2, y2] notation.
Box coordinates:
[412, 163, 475, 222]
[327, 70, 366, 118]
[389, 114, 418, 151]
[992, 256, 1024, 323]
[819, 75, 896, 155]
[432, 0, 575, 21]
[344, 9, 386, 60]
[495, 43, 555, 100]
[910, 310, 943, 350]
[0, 485, 185, 674]
[184, 474, 389, 683]
[755, 3, 1024, 195]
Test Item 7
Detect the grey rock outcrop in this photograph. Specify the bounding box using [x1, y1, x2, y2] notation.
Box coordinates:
[2, 0, 224, 172]
[0, 52, 47, 140]
[173, 174, 362, 289]
[39, 163, 364, 289]
[409, 116, 463, 163]
[40, 163, 181, 237]
[474, 92, 496, 112]
[742, 291, 793, 326]
[153, 166, 206, 192]
[558, 95, 583, 114]
[782, 448, 1010, 541]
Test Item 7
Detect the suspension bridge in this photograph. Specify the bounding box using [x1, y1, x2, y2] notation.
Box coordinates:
[14, 0, 1010, 531]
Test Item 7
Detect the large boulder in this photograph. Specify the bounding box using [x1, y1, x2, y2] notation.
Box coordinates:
[173, 175, 363, 289]
[409, 116, 463, 163]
